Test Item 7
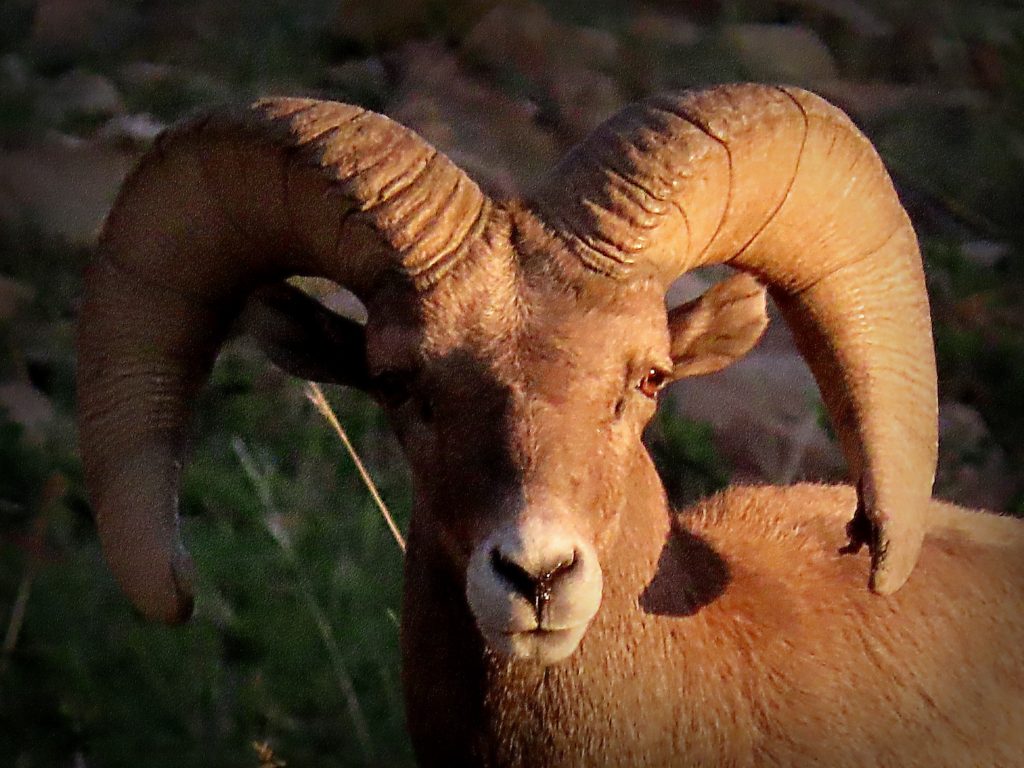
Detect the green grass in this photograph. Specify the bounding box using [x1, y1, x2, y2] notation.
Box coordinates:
[3, 0, 1024, 763]
[0, 221, 414, 766]
[0, 360, 414, 767]
[646, 402, 731, 508]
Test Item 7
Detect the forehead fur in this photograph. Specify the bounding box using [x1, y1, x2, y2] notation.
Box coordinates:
[367, 203, 670, 372]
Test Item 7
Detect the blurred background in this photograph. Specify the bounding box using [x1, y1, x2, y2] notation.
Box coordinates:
[1, 0, 1022, 765]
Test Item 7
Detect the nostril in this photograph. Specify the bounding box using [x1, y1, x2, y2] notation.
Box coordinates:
[548, 550, 579, 580]
[489, 547, 582, 618]
[490, 548, 540, 603]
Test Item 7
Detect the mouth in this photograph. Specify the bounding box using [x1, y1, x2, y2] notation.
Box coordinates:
[503, 626, 566, 638]
[485, 622, 589, 664]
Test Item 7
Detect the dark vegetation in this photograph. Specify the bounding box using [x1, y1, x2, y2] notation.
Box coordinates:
[1, 0, 1022, 764]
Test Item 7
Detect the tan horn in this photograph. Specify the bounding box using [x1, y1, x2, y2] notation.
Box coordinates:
[77, 98, 491, 622]
[532, 84, 937, 594]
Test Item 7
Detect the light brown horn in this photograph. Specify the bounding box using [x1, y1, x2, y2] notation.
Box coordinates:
[77, 98, 491, 622]
[532, 84, 937, 594]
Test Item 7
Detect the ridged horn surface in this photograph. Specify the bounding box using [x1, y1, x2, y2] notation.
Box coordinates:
[78, 98, 490, 622]
[533, 84, 937, 594]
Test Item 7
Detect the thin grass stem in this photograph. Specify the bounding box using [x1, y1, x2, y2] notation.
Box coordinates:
[305, 382, 406, 554]
[232, 437, 375, 765]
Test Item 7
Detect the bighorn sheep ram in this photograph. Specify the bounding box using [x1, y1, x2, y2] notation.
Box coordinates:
[77, 84, 1024, 765]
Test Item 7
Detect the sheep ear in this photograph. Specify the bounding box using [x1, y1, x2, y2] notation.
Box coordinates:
[239, 282, 371, 390]
[668, 273, 768, 380]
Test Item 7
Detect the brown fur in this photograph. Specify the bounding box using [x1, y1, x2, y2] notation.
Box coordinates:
[382, 217, 1024, 765]
[75, 89, 1005, 765]
[403, 476, 1024, 766]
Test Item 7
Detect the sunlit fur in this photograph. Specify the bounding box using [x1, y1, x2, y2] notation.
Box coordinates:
[75, 87, 1019, 766]
[360, 210, 1024, 766]
[404, 477, 1024, 765]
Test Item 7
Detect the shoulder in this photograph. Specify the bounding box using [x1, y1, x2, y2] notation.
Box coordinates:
[678, 481, 1024, 550]
[672, 483, 1024, 598]
[676, 483, 857, 558]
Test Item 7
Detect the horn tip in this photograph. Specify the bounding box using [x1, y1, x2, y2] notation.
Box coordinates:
[102, 532, 197, 624]
[131, 553, 196, 625]
[867, 513, 926, 596]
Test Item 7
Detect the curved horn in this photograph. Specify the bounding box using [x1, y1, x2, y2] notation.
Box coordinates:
[532, 84, 936, 594]
[78, 98, 491, 622]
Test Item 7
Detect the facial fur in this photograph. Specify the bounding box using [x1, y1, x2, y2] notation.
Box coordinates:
[363, 242, 671, 663]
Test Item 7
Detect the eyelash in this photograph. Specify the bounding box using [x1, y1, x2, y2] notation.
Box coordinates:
[637, 367, 669, 399]
[614, 366, 669, 419]
[372, 370, 434, 423]
[371, 370, 413, 409]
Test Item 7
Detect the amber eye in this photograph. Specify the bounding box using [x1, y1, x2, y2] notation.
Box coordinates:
[637, 368, 668, 399]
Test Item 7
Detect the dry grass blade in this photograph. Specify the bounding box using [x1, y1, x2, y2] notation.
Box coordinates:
[2, 473, 67, 675]
[232, 437, 375, 765]
[305, 382, 406, 554]
[252, 740, 286, 767]
[2, 574, 34, 667]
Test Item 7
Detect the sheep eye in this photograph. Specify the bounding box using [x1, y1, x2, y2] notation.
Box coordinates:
[637, 368, 668, 399]
[418, 395, 434, 423]
[372, 370, 413, 409]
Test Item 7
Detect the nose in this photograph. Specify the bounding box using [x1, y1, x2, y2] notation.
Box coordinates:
[466, 516, 602, 663]
[489, 545, 579, 619]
